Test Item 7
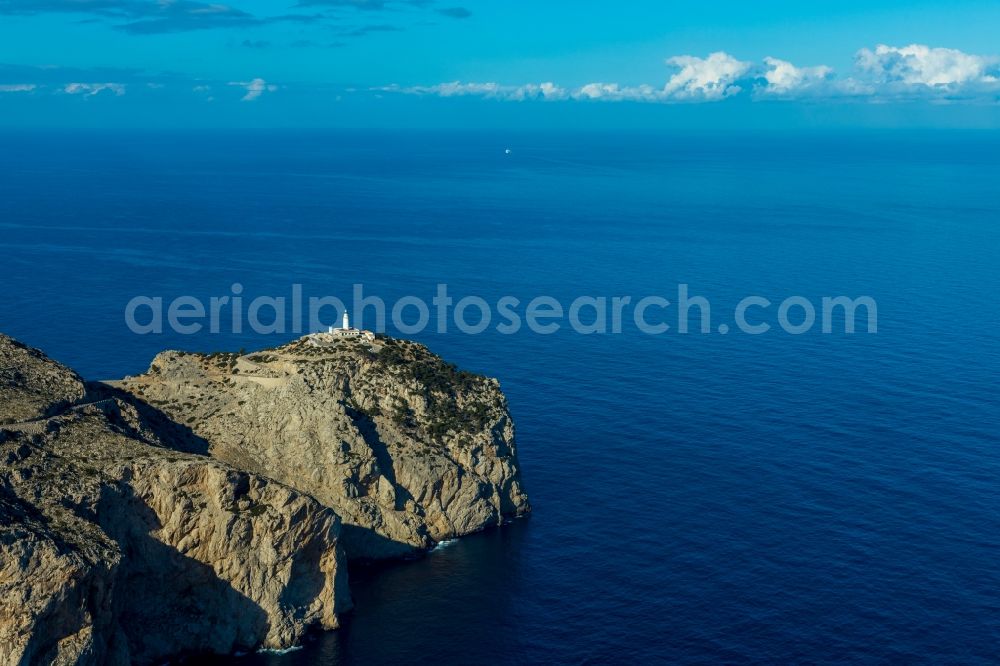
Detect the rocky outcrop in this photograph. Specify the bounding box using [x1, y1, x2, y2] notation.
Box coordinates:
[0, 333, 85, 425]
[0, 337, 350, 665]
[116, 335, 530, 560]
[0, 331, 529, 663]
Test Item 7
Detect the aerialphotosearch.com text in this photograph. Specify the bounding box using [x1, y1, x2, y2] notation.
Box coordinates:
[124, 283, 878, 337]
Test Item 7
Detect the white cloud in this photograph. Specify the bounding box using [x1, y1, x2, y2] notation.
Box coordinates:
[573, 82, 661, 102]
[385, 80, 662, 102]
[664, 52, 751, 100]
[760, 57, 833, 95]
[378, 45, 1000, 105]
[512, 81, 566, 101]
[379, 81, 568, 101]
[382, 53, 754, 104]
[228, 77, 277, 101]
[572, 52, 752, 102]
[0, 84, 36, 93]
[856, 44, 998, 86]
[63, 83, 125, 96]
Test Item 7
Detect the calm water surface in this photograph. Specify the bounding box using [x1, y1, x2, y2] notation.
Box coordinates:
[1, 130, 999, 664]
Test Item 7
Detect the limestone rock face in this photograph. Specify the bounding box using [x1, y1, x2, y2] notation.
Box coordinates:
[118, 336, 530, 559]
[0, 331, 529, 663]
[0, 485, 121, 666]
[0, 336, 350, 666]
[0, 333, 85, 424]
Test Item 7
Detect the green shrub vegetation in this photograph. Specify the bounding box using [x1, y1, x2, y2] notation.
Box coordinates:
[374, 339, 492, 440]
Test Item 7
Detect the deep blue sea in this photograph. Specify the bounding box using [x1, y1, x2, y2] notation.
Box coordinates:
[2, 130, 999, 664]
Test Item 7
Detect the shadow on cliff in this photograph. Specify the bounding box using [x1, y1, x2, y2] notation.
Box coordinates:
[342, 401, 415, 513]
[88, 382, 211, 456]
[339, 401, 439, 561]
[96, 482, 271, 664]
[337, 523, 430, 563]
[0, 487, 101, 666]
[91, 384, 429, 564]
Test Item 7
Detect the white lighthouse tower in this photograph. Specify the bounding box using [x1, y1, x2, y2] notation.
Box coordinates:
[318, 306, 374, 342]
[328, 311, 350, 334]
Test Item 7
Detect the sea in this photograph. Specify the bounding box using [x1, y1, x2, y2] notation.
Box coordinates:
[1, 130, 999, 664]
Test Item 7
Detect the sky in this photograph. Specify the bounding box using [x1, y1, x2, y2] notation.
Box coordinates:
[1, 0, 999, 128]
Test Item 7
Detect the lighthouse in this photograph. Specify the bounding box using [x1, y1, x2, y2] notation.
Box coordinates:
[328, 311, 352, 334]
[319, 305, 374, 342]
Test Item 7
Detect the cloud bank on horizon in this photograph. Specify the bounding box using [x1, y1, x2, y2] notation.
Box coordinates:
[1, 44, 998, 106]
[378, 45, 1000, 104]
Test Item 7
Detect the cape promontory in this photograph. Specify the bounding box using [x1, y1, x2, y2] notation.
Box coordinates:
[113, 334, 531, 560]
[1, 332, 529, 664]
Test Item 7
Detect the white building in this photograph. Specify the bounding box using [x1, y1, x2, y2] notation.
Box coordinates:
[327, 311, 375, 342]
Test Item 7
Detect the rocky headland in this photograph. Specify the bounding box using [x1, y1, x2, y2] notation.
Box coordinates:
[0, 332, 529, 664]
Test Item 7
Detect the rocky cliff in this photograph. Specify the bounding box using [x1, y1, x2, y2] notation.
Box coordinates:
[0, 335, 350, 665]
[115, 334, 530, 560]
[1, 332, 529, 663]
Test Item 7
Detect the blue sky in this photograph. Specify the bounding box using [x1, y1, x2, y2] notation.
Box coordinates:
[1, 0, 999, 127]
